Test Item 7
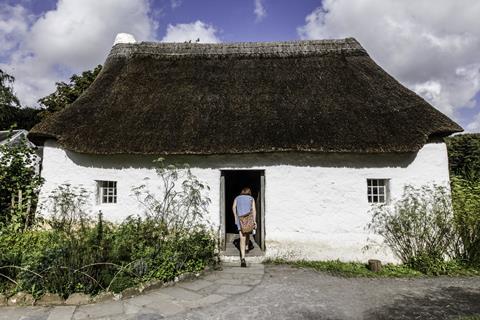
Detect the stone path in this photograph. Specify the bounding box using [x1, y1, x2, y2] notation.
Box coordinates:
[2, 264, 480, 319]
[0, 263, 265, 320]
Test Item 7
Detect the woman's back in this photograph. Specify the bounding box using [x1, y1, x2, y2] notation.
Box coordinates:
[235, 194, 253, 216]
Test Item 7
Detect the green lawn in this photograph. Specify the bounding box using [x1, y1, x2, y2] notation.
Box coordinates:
[265, 259, 480, 278]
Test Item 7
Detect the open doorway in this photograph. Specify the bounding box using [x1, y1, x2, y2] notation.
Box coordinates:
[220, 170, 265, 255]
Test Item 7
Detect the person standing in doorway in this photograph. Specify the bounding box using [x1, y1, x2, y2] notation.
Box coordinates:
[232, 187, 257, 267]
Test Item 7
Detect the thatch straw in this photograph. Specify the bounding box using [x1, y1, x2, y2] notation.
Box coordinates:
[29, 38, 462, 155]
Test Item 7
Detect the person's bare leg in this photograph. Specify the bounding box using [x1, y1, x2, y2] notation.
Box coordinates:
[239, 231, 246, 259]
[245, 234, 250, 252]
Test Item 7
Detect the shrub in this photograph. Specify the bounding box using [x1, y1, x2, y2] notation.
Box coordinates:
[451, 176, 480, 266]
[446, 134, 480, 180]
[367, 185, 460, 274]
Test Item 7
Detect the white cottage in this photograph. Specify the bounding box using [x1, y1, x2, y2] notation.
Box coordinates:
[29, 37, 462, 262]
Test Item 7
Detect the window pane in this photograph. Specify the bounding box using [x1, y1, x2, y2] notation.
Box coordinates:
[98, 181, 118, 204]
[367, 179, 389, 204]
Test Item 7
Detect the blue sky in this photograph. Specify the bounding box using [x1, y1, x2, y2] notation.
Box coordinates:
[0, 0, 479, 132]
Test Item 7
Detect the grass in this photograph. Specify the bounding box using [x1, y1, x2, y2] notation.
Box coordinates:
[264, 258, 480, 278]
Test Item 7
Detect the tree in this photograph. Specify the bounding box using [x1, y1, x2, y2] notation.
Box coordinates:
[0, 69, 42, 130]
[0, 69, 20, 108]
[446, 134, 480, 180]
[39, 65, 102, 117]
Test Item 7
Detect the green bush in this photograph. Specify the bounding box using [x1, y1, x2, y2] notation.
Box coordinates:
[451, 176, 480, 266]
[367, 185, 460, 275]
[446, 134, 480, 180]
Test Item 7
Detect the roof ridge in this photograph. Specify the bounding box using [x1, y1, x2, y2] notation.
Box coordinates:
[108, 38, 367, 59]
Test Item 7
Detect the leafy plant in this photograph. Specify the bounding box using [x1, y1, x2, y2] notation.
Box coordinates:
[451, 176, 480, 266]
[0, 158, 216, 298]
[0, 132, 43, 231]
[367, 185, 460, 274]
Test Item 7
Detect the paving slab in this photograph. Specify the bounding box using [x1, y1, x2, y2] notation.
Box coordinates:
[73, 301, 124, 319]
[126, 292, 173, 308]
[220, 267, 264, 275]
[159, 287, 204, 301]
[203, 272, 234, 281]
[230, 272, 264, 280]
[215, 284, 253, 295]
[122, 301, 162, 315]
[213, 278, 244, 285]
[181, 294, 226, 309]
[0, 307, 51, 320]
[47, 306, 76, 320]
[177, 279, 214, 292]
[124, 313, 164, 320]
[126, 298, 185, 317]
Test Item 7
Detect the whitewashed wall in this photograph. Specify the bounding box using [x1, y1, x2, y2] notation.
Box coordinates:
[38, 140, 450, 263]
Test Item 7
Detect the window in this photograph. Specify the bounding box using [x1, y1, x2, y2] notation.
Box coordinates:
[97, 181, 117, 204]
[367, 179, 389, 204]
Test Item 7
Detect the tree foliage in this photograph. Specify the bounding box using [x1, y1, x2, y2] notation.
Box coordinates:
[451, 176, 480, 265]
[446, 134, 480, 180]
[446, 134, 480, 266]
[0, 105, 42, 131]
[0, 69, 42, 130]
[38, 65, 102, 117]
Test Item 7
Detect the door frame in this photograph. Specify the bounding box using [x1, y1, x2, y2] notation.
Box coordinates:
[219, 170, 265, 251]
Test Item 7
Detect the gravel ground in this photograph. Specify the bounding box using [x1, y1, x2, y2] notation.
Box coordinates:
[168, 265, 480, 320]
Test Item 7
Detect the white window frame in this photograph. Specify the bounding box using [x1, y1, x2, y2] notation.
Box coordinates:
[97, 180, 117, 204]
[367, 179, 389, 204]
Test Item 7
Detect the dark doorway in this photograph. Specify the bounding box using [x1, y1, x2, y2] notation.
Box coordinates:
[221, 170, 265, 253]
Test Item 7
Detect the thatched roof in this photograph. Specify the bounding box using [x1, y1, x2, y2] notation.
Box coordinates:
[29, 38, 462, 155]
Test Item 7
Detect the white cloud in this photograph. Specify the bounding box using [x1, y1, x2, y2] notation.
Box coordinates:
[297, 0, 480, 120]
[467, 112, 480, 132]
[254, 0, 266, 22]
[0, 4, 31, 57]
[171, 0, 182, 9]
[0, 0, 156, 107]
[161, 21, 220, 43]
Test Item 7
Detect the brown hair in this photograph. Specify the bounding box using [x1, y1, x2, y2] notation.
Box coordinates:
[240, 187, 252, 195]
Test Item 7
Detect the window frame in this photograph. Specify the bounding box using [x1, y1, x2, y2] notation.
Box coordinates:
[367, 178, 389, 204]
[97, 180, 117, 204]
